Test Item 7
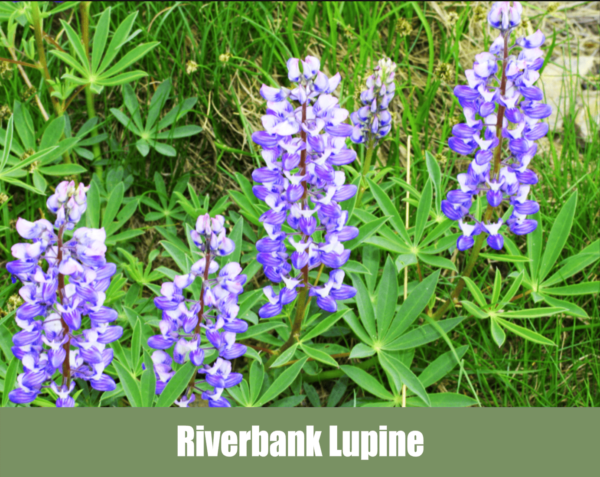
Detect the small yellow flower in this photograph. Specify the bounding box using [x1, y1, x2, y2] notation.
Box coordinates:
[186, 60, 199, 74]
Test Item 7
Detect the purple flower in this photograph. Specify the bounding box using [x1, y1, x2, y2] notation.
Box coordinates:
[350, 58, 396, 144]
[147, 213, 248, 408]
[251, 56, 357, 316]
[7, 181, 119, 407]
[443, 2, 548, 251]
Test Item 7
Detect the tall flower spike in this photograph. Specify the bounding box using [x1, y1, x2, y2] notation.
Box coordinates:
[6, 181, 120, 407]
[251, 56, 357, 318]
[147, 213, 247, 408]
[350, 57, 397, 144]
[442, 1, 549, 251]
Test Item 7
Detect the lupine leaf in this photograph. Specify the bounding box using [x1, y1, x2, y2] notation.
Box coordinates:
[350, 274, 377, 340]
[379, 351, 430, 406]
[156, 361, 195, 408]
[425, 151, 442, 213]
[419, 345, 468, 388]
[1, 358, 18, 408]
[301, 344, 339, 367]
[490, 318, 506, 347]
[249, 360, 264, 404]
[462, 277, 488, 307]
[496, 307, 564, 319]
[414, 179, 432, 245]
[256, 357, 307, 407]
[495, 317, 556, 346]
[375, 256, 398, 337]
[543, 282, 600, 296]
[384, 270, 440, 342]
[140, 350, 156, 408]
[538, 191, 578, 282]
[366, 177, 411, 244]
[91, 7, 111, 73]
[269, 344, 299, 368]
[461, 300, 489, 319]
[113, 359, 142, 408]
[302, 309, 348, 342]
[384, 316, 465, 351]
[341, 365, 393, 401]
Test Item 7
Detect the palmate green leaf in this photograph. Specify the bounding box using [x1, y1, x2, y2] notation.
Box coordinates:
[155, 125, 203, 140]
[527, 210, 543, 281]
[122, 84, 143, 130]
[414, 179, 432, 245]
[158, 97, 198, 130]
[343, 310, 373, 346]
[140, 350, 156, 407]
[2, 357, 18, 408]
[101, 42, 160, 79]
[419, 345, 468, 388]
[479, 253, 531, 263]
[91, 7, 111, 73]
[490, 318, 506, 347]
[238, 322, 286, 340]
[420, 219, 453, 248]
[40, 116, 65, 149]
[302, 309, 349, 342]
[341, 260, 371, 275]
[160, 240, 191, 274]
[146, 79, 172, 130]
[152, 142, 177, 157]
[346, 216, 389, 250]
[255, 357, 308, 407]
[384, 316, 465, 351]
[327, 378, 349, 407]
[491, 268, 503, 305]
[420, 233, 460, 254]
[349, 343, 376, 359]
[301, 344, 339, 368]
[366, 177, 411, 244]
[379, 351, 430, 406]
[13, 101, 35, 150]
[461, 277, 487, 307]
[249, 360, 264, 405]
[383, 270, 440, 343]
[538, 191, 578, 282]
[496, 307, 564, 319]
[269, 344, 299, 368]
[98, 11, 138, 72]
[59, 19, 90, 73]
[49, 50, 89, 77]
[341, 365, 393, 401]
[97, 70, 148, 87]
[461, 300, 489, 319]
[38, 164, 87, 176]
[541, 295, 588, 319]
[495, 317, 556, 346]
[417, 253, 457, 272]
[350, 274, 377, 340]
[375, 256, 398, 338]
[156, 362, 195, 408]
[113, 359, 142, 408]
[130, 318, 142, 373]
[496, 272, 523, 309]
[408, 393, 478, 408]
[365, 235, 412, 255]
[543, 239, 600, 287]
[543, 282, 600, 296]
[102, 182, 124, 228]
[110, 108, 141, 134]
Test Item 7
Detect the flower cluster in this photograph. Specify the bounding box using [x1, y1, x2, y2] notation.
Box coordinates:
[6, 180, 120, 407]
[350, 57, 397, 144]
[251, 56, 358, 317]
[147, 214, 247, 407]
[442, 1, 550, 251]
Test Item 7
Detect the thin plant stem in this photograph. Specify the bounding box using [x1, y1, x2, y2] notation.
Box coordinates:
[80, 2, 104, 180]
[56, 224, 71, 387]
[401, 135, 411, 408]
[431, 32, 510, 321]
[30, 2, 73, 165]
[355, 139, 375, 207]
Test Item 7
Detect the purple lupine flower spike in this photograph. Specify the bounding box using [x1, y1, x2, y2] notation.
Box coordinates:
[148, 213, 247, 408]
[350, 58, 397, 144]
[442, 1, 550, 250]
[252, 56, 357, 317]
[7, 181, 119, 407]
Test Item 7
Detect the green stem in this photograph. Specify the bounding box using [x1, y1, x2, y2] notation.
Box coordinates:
[30, 2, 73, 165]
[355, 140, 375, 207]
[80, 2, 103, 180]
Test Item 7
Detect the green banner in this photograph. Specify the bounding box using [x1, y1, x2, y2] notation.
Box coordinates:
[0, 409, 596, 476]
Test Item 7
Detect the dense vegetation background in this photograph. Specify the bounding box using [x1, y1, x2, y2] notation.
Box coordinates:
[0, 1, 598, 407]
